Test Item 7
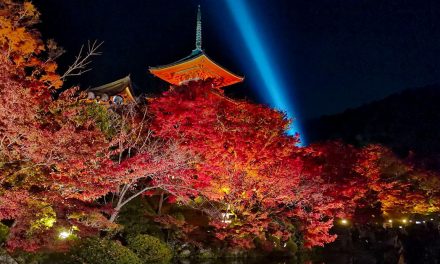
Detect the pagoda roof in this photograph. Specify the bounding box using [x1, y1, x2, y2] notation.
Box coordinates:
[149, 49, 244, 88]
[89, 75, 136, 101]
[148, 6, 244, 89]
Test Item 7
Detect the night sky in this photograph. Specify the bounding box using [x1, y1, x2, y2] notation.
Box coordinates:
[34, 0, 440, 121]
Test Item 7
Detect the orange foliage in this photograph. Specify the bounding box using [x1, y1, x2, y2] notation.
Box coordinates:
[0, 0, 62, 88]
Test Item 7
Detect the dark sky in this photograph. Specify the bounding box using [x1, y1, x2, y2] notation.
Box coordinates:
[34, 0, 440, 120]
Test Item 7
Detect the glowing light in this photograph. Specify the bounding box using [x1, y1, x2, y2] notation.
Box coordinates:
[58, 230, 72, 239]
[415, 221, 421, 224]
[340, 219, 348, 225]
[225, 0, 304, 144]
[221, 204, 233, 223]
[388, 219, 392, 223]
[399, 226, 402, 229]
[402, 219, 407, 223]
[430, 218, 434, 221]
[221, 212, 233, 223]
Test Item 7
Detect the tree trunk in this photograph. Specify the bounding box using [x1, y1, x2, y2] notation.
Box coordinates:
[158, 192, 164, 215]
[109, 207, 120, 222]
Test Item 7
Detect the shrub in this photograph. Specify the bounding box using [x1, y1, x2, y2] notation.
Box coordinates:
[118, 197, 165, 239]
[127, 234, 172, 264]
[12, 251, 68, 264]
[70, 237, 141, 264]
[286, 238, 298, 255]
[0, 222, 9, 244]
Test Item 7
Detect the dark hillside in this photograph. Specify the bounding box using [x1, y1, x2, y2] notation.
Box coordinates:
[305, 85, 440, 169]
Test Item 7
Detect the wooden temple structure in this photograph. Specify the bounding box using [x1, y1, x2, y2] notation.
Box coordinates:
[86, 75, 136, 105]
[149, 6, 244, 89]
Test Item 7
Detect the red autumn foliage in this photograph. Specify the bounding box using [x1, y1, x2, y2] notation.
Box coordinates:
[0, 6, 92, 247]
[148, 81, 378, 248]
[0, 1, 196, 251]
[2, 0, 439, 254]
[0, 7, 208, 253]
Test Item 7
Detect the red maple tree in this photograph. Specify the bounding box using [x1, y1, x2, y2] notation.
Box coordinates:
[0, 1, 199, 251]
[2, 0, 438, 254]
[148, 81, 372, 248]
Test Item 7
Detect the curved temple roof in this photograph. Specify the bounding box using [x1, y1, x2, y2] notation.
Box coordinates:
[149, 50, 244, 88]
[149, 6, 244, 89]
[89, 75, 136, 102]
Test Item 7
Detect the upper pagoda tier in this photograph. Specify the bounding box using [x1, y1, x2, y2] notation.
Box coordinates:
[149, 6, 244, 89]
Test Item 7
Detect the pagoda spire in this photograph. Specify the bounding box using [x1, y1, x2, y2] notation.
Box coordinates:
[195, 5, 202, 51]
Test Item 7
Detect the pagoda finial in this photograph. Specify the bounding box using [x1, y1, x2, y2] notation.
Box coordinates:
[195, 5, 202, 50]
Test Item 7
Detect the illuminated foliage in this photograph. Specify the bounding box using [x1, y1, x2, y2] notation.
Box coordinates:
[376, 152, 440, 217]
[0, 0, 63, 88]
[1, 0, 439, 255]
[149, 81, 358, 248]
[0, 1, 114, 251]
[0, 2, 202, 252]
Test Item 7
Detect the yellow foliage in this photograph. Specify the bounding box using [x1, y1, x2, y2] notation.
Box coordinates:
[29, 201, 57, 233]
[220, 186, 230, 194]
[194, 196, 204, 204]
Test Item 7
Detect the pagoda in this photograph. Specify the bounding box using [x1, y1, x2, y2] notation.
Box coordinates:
[149, 6, 244, 89]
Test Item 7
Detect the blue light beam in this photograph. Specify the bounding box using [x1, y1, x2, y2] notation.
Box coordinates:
[224, 0, 305, 145]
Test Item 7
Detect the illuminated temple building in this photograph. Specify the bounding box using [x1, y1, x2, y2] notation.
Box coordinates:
[87, 6, 241, 105]
[149, 6, 244, 89]
[86, 75, 136, 105]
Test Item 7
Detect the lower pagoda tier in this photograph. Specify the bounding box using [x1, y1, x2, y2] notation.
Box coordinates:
[149, 49, 244, 88]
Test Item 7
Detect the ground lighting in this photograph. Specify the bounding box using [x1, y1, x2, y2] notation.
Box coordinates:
[58, 230, 72, 239]
[58, 226, 78, 239]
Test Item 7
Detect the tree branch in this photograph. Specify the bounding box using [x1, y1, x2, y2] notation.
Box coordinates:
[60, 40, 103, 81]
